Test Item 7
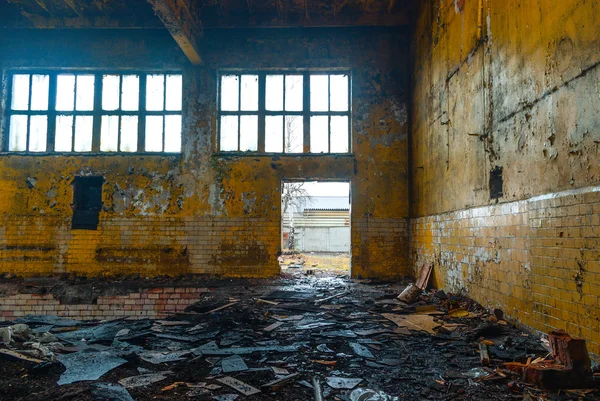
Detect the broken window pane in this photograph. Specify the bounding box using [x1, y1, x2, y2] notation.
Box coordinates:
[266, 75, 283, 111]
[102, 75, 120, 111]
[121, 75, 139, 111]
[240, 115, 258, 151]
[11, 74, 30, 111]
[285, 116, 303, 153]
[330, 74, 348, 112]
[74, 116, 93, 152]
[220, 116, 238, 151]
[120, 116, 138, 152]
[55, 116, 74, 152]
[265, 115, 283, 152]
[310, 75, 328, 112]
[76, 75, 95, 111]
[310, 116, 328, 153]
[29, 115, 47, 152]
[30, 75, 49, 111]
[165, 75, 182, 111]
[164, 115, 182, 152]
[146, 74, 165, 111]
[100, 116, 119, 152]
[56, 75, 75, 111]
[285, 75, 303, 111]
[145, 116, 163, 152]
[9, 115, 27, 151]
[240, 75, 258, 111]
[331, 116, 349, 153]
[220, 75, 239, 111]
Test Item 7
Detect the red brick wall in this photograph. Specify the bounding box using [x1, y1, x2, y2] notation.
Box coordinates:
[0, 287, 209, 321]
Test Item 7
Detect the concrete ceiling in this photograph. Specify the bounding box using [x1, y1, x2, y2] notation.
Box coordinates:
[1, 0, 411, 66]
[1, 0, 411, 29]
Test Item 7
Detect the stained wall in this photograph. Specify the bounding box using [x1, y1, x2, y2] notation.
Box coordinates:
[0, 27, 410, 278]
[410, 0, 600, 354]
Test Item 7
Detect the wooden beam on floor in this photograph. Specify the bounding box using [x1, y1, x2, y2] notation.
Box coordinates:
[147, 0, 203, 65]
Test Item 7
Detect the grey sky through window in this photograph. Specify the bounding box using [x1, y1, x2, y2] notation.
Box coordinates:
[219, 72, 350, 154]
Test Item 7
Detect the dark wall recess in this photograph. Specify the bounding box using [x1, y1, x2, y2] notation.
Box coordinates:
[489, 166, 504, 200]
[72, 176, 104, 230]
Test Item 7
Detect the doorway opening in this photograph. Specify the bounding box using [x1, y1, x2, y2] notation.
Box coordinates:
[280, 180, 351, 275]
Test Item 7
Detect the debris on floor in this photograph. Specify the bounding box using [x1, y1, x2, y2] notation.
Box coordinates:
[0, 273, 598, 400]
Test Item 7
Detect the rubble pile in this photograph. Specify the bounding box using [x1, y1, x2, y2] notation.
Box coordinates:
[0, 272, 598, 400]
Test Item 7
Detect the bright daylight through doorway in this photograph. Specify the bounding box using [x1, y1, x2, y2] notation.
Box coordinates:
[280, 181, 350, 275]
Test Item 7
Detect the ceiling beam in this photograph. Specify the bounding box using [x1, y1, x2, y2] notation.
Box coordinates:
[388, 0, 396, 13]
[275, 0, 282, 18]
[202, 12, 409, 28]
[62, 0, 84, 17]
[147, 0, 203, 65]
[33, 0, 53, 16]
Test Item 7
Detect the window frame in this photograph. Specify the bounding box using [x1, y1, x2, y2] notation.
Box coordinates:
[217, 69, 352, 155]
[2, 69, 184, 155]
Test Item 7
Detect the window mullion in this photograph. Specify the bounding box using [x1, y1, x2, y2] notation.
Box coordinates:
[348, 70, 352, 152]
[117, 75, 123, 152]
[303, 72, 310, 153]
[26, 75, 33, 151]
[257, 73, 266, 153]
[162, 74, 167, 152]
[327, 75, 331, 153]
[71, 75, 78, 152]
[92, 73, 102, 152]
[237, 74, 242, 151]
[138, 74, 147, 152]
[47, 74, 57, 152]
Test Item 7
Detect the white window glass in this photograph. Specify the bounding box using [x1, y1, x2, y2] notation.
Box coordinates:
[284, 116, 303, 153]
[56, 75, 75, 111]
[220, 75, 239, 111]
[120, 116, 138, 152]
[310, 116, 328, 153]
[30, 75, 49, 111]
[76, 75, 95, 111]
[74, 116, 93, 152]
[165, 115, 182, 152]
[100, 116, 119, 152]
[330, 74, 348, 112]
[240, 75, 258, 111]
[146, 116, 163, 152]
[265, 116, 283, 152]
[29, 116, 47, 152]
[220, 116, 238, 151]
[9, 115, 28, 151]
[310, 75, 328, 111]
[166, 75, 182, 111]
[266, 75, 284, 111]
[285, 75, 303, 111]
[11, 75, 30, 111]
[55, 116, 74, 152]
[240, 115, 258, 151]
[121, 75, 139, 111]
[146, 75, 165, 111]
[330, 116, 349, 153]
[102, 75, 120, 111]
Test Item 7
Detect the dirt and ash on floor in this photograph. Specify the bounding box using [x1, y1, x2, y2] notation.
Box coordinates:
[0, 269, 598, 401]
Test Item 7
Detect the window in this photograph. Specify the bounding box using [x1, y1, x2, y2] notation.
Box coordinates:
[218, 71, 351, 154]
[5, 72, 183, 154]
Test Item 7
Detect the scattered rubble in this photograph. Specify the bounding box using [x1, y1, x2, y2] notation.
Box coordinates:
[0, 272, 598, 400]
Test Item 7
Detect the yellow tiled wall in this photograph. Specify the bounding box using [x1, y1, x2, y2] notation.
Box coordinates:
[410, 187, 600, 355]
